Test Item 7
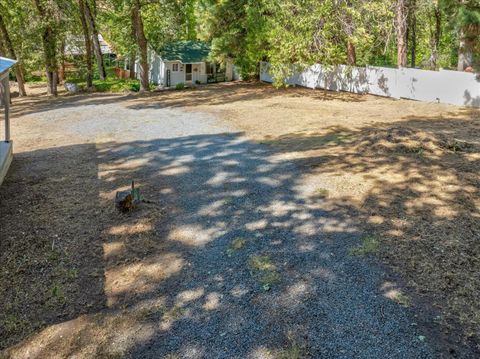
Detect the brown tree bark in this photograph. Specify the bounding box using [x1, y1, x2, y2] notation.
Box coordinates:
[131, 0, 149, 92]
[409, 0, 417, 68]
[84, 0, 106, 80]
[0, 13, 27, 96]
[396, 0, 408, 68]
[129, 50, 136, 79]
[78, 0, 93, 87]
[430, 3, 441, 70]
[59, 37, 65, 83]
[457, 27, 476, 71]
[129, 18, 136, 79]
[347, 40, 357, 65]
[34, 0, 58, 96]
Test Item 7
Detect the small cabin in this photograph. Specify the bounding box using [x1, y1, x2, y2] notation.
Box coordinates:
[135, 41, 234, 87]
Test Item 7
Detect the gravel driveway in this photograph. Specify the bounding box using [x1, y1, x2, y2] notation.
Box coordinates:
[3, 94, 439, 358]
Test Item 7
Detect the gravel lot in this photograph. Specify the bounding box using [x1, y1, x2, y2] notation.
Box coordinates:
[1, 84, 475, 358]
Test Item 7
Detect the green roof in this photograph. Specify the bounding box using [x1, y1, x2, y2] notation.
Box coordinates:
[158, 41, 211, 63]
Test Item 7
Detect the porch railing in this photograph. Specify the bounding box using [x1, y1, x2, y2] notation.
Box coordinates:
[207, 72, 226, 83]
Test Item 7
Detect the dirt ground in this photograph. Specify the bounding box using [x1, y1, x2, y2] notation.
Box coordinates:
[1, 81, 479, 357]
[192, 82, 480, 350]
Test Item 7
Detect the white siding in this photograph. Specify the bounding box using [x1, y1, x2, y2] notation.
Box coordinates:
[192, 63, 208, 84]
[163, 61, 185, 86]
[143, 50, 236, 87]
[158, 61, 165, 86]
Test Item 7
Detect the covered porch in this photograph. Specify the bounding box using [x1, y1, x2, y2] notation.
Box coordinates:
[183, 62, 227, 84]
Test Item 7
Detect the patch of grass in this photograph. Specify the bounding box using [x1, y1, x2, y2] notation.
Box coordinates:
[231, 238, 246, 250]
[409, 147, 424, 156]
[261, 132, 353, 149]
[50, 283, 66, 304]
[163, 305, 186, 321]
[316, 188, 329, 198]
[25, 74, 47, 83]
[47, 249, 62, 263]
[401, 146, 425, 156]
[94, 79, 140, 92]
[392, 291, 411, 307]
[223, 197, 234, 205]
[249, 255, 275, 271]
[0, 314, 28, 335]
[260, 271, 281, 291]
[226, 237, 246, 257]
[278, 343, 310, 359]
[65, 77, 156, 92]
[175, 83, 186, 90]
[443, 140, 472, 153]
[278, 334, 311, 359]
[349, 236, 380, 256]
[326, 133, 352, 146]
[248, 255, 280, 291]
[65, 268, 78, 280]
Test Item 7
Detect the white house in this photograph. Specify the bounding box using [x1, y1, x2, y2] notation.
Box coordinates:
[137, 41, 234, 87]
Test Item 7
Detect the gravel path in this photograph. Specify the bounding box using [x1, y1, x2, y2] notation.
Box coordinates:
[9, 98, 438, 358]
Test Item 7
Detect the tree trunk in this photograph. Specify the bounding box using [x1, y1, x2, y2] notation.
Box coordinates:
[430, 4, 441, 70]
[34, 0, 57, 96]
[131, 0, 149, 92]
[59, 37, 65, 83]
[84, 0, 106, 80]
[78, 0, 93, 87]
[396, 0, 408, 68]
[0, 13, 27, 96]
[43, 26, 58, 96]
[129, 50, 136, 79]
[347, 40, 356, 65]
[457, 28, 474, 71]
[409, 0, 417, 68]
[129, 18, 136, 79]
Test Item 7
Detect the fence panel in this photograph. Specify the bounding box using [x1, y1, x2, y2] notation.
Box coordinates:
[260, 62, 480, 107]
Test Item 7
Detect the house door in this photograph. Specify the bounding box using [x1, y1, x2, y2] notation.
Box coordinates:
[185, 64, 192, 82]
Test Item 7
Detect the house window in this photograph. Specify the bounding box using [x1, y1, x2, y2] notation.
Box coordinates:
[172, 63, 179, 72]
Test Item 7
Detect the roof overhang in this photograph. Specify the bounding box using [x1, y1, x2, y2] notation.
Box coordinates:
[163, 60, 205, 64]
[0, 57, 16, 80]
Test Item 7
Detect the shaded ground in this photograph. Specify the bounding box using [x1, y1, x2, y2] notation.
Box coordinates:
[0, 82, 479, 358]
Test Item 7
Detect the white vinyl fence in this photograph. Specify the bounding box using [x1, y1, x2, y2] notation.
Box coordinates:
[260, 62, 480, 108]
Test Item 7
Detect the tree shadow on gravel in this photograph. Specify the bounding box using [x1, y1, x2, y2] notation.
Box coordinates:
[258, 111, 480, 357]
[2, 131, 442, 359]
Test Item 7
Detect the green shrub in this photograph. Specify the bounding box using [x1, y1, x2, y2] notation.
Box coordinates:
[24, 74, 47, 83]
[175, 83, 185, 90]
